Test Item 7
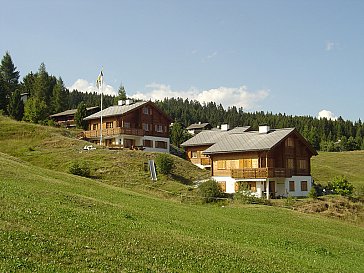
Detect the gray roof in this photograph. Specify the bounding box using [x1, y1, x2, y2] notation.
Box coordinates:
[50, 106, 100, 118]
[84, 101, 147, 120]
[203, 128, 295, 154]
[180, 126, 250, 147]
[186, 122, 211, 130]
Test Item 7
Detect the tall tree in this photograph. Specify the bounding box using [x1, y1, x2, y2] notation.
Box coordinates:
[23, 97, 48, 123]
[75, 102, 88, 130]
[114, 83, 127, 104]
[0, 76, 6, 113]
[0, 52, 20, 114]
[52, 77, 67, 113]
[8, 88, 24, 120]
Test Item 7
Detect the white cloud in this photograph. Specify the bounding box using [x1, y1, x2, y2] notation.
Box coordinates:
[67, 79, 117, 96]
[318, 109, 337, 120]
[131, 83, 269, 110]
[325, 41, 337, 51]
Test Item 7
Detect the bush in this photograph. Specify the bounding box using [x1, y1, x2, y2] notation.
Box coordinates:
[198, 180, 223, 203]
[330, 176, 354, 196]
[69, 161, 91, 177]
[155, 153, 174, 175]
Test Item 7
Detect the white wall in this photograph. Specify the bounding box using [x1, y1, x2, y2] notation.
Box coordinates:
[284, 176, 313, 197]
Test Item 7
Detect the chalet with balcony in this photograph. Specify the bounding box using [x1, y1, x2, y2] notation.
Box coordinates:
[181, 126, 250, 169]
[82, 100, 172, 153]
[50, 106, 100, 128]
[201, 125, 317, 199]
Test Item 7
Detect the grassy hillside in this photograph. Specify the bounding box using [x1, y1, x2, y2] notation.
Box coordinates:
[1, 153, 364, 272]
[312, 151, 364, 187]
[0, 116, 209, 197]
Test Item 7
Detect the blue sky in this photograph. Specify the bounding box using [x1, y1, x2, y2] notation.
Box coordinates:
[1, 0, 363, 121]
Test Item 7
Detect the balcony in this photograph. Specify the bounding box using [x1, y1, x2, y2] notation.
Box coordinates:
[191, 157, 211, 166]
[231, 168, 290, 179]
[83, 127, 144, 139]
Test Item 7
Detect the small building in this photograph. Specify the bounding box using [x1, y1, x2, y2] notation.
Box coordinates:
[50, 106, 100, 128]
[82, 100, 172, 153]
[186, 122, 213, 135]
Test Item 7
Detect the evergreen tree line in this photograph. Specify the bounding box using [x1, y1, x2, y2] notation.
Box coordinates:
[155, 97, 364, 151]
[0, 52, 115, 125]
[1, 52, 363, 151]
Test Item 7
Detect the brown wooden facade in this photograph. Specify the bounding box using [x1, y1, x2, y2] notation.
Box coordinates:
[83, 102, 171, 141]
[185, 145, 212, 167]
[210, 132, 314, 179]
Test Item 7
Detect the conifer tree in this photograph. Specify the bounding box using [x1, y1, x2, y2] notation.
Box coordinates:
[75, 102, 88, 130]
[52, 77, 67, 113]
[0, 52, 20, 114]
[8, 88, 24, 120]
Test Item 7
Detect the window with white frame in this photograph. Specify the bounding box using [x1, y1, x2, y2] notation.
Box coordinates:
[142, 123, 149, 131]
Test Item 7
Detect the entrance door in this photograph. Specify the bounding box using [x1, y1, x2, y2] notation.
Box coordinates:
[269, 181, 276, 198]
[124, 138, 135, 148]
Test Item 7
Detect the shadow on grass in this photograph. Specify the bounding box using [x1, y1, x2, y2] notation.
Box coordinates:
[171, 174, 193, 185]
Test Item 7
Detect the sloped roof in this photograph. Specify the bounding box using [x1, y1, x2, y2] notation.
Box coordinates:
[50, 106, 100, 118]
[186, 122, 211, 130]
[84, 101, 147, 120]
[181, 126, 251, 147]
[203, 128, 296, 154]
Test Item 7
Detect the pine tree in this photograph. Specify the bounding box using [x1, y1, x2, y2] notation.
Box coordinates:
[75, 102, 88, 130]
[0, 52, 20, 114]
[8, 88, 24, 120]
[0, 76, 6, 113]
[23, 97, 48, 123]
[117, 84, 127, 100]
[52, 77, 67, 113]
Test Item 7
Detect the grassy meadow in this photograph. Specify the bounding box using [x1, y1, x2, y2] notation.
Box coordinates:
[312, 150, 364, 187]
[1, 115, 364, 272]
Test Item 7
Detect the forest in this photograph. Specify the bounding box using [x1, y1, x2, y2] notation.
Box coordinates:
[0, 51, 363, 152]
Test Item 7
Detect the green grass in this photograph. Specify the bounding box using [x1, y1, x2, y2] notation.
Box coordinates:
[312, 151, 364, 187]
[1, 116, 364, 272]
[0, 116, 209, 197]
[1, 153, 364, 272]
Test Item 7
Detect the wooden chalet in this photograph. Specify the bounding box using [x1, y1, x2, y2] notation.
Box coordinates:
[50, 106, 100, 128]
[186, 122, 213, 135]
[82, 100, 172, 153]
[183, 125, 317, 199]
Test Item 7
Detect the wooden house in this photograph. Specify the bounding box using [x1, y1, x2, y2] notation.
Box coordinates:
[183, 125, 317, 198]
[82, 100, 172, 153]
[50, 106, 100, 128]
[186, 122, 213, 135]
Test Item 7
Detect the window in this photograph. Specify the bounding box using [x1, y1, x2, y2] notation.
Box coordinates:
[143, 139, 153, 148]
[92, 124, 98, 130]
[142, 123, 149, 131]
[155, 141, 167, 149]
[289, 181, 295, 192]
[287, 158, 294, 169]
[155, 124, 163, 132]
[218, 181, 226, 192]
[286, 137, 294, 147]
[301, 181, 308, 191]
[217, 160, 226, 170]
[106, 122, 113, 129]
[298, 159, 307, 169]
[143, 107, 149, 115]
[192, 151, 198, 158]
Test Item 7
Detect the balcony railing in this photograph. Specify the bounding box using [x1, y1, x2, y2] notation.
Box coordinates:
[83, 127, 144, 139]
[231, 168, 291, 179]
[191, 157, 211, 166]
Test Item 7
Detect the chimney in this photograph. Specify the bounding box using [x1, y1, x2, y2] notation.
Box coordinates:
[118, 100, 125, 106]
[259, 125, 270, 134]
[125, 99, 133, 105]
[221, 124, 230, 131]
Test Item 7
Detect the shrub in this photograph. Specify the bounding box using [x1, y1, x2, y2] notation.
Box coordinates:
[198, 180, 223, 203]
[69, 161, 91, 177]
[155, 153, 174, 175]
[330, 176, 354, 196]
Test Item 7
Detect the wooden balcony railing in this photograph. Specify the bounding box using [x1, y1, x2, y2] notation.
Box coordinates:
[191, 157, 211, 166]
[83, 127, 144, 139]
[231, 168, 292, 179]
